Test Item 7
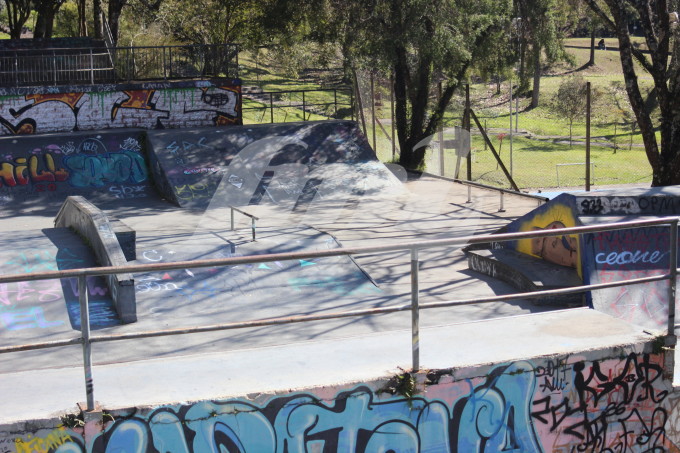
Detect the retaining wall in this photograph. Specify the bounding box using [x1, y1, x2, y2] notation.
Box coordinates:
[0, 79, 241, 136]
[1, 344, 677, 452]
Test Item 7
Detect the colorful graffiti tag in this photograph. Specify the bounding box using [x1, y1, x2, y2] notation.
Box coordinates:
[7, 352, 673, 452]
[0, 81, 240, 136]
[0, 132, 154, 201]
[582, 226, 674, 331]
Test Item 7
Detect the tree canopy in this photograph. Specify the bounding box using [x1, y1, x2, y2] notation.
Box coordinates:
[586, 0, 680, 186]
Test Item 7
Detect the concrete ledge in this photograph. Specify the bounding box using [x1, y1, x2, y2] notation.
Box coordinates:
[467, 248, 583, 306]
[54, 196, 136, 323]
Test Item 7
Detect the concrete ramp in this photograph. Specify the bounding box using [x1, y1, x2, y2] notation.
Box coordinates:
[0, 129, 154, 204]
[470, 187, 680, 332]
[145, 120, 403, 209]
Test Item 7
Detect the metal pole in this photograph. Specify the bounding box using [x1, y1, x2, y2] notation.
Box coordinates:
[302, 91, 306, 121]
[665, 219, 678, 379]
[53, 50, 57, 85]
[465, 85, 472, 182]
[230, 208, 235, 230]
[78, 275, 95, 411]
[390, 75, 396, 160]
[251, 218, 256, 242]
[410, 248, 420, 371]
[90, 48, 94, 84]
[334, 89, 338, 118]
[499, 191, 505, 212]
[438, 81, 444, 176]
[509, 79, 513, 176]
[668, 219, 678, 337]
[270, 93, 274, 123]
[370, 73, 376, 152]
[586, 81, 591, 191]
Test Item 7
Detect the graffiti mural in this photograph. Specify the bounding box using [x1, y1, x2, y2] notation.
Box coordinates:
[0, 131, 155, 201]
[6, 352, 674, 452]
[0, 80, 241, 136]
[502, 193, 582, 274]
[582, 226, 675, 331]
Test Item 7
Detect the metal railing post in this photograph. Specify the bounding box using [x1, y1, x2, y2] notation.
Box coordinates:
[334, 89, 338, 118]
[252, 218, 257, 242]
[270, 93, 274, 123]
[52, 50, 57, 85]
[467, 186, 472, 204]
[668, 219, 678, 336]
[499, 191, 505, 212]
[302, 91, 307, 121]
[411, 248, 420, 371]
[78, 275, 95, 411]
[90, 48, 94, 84]
[230, 208, 235, 230]
[14, 52, 18, 86]
[665, 219, 678, 380]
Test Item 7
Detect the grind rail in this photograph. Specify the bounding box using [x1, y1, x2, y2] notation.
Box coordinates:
[0, 217, 677, 411]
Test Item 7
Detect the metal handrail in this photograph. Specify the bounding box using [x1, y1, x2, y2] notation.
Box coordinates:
[0, 217, 677, 411]
[242, 88, 353, 122]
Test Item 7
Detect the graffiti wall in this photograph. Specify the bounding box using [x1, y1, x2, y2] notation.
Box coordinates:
[146, 120, 403, 208]
[0, 130, 157, 203]
[582, 226, 675, 331]
[0, 79, 241, 136]
[500, 193, 582, 275]
[2, 350, 676, 452]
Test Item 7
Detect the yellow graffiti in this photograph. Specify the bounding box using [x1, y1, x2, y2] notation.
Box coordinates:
[14, 428, 73, 453]
[515, 203, 582, 276]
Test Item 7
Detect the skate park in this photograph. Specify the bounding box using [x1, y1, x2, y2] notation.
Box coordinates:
[0, 45, 679, 453]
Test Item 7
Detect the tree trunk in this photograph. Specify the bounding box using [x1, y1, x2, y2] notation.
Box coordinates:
[589, 29, 595, 66]
[78, 0, 87, 37]
[108, 0, 127, 44]
[93, 0, 102, 39]
[531, 43, 541, 108]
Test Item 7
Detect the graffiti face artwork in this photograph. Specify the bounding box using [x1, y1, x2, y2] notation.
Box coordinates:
[531, 220, 579, 268]
[9, 353, 673, 452]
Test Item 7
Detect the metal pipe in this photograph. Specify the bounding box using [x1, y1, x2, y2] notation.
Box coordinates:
[411, 248, 420, 371]
[252, 218, 256, 242]
[499, 191, 505, 212]
[467, 185, 472, 204]
[78, 276, 95, 411]
[230, 208, 235, 230]
[1, 218, 678, 286]
[668, 219, 678, 336]
[75, 272, 673, 346]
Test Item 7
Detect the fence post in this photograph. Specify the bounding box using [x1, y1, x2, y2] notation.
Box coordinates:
[390, 75, 396, 161]
[251, 217, 257, 242]
[14, 52, 18, 87]
[90, 48, 94, 84]
[334, 89, 338, 119]
[168, 46, 173, 78]
[370, 73, 376, 152]
[270, 93, 274, 123]
[52, 50, 57, 85]
[665, 219, 678, 379]
[302, 91, 306, 121]
[586, 81, 591, 192]
[230, 208, 235, 230]
[411, 248, 420, 371]
[78, 275, 95, 411]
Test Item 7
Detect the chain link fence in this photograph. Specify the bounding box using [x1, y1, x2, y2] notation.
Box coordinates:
[353, 71, 653, 191]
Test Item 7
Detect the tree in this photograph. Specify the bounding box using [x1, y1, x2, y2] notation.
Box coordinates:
[265, 0, 509, 170]
[33, 0, 67, 39]
[552, 75, 589, 146]
[4, 0, 31, 39]
[585, 0, 680, 186]
[516, 0, 574, 107]
[153, 0, 264, 46]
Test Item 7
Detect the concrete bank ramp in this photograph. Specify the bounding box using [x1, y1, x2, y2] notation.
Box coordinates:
[468, 187, 680, 332]
[0, 228, 120, 354]
[145, 120, 404, 209]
